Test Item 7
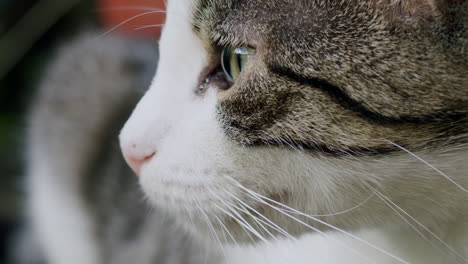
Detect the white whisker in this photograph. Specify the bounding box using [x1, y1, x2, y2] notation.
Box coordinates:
[282, 190, 377, 218]
[212, 202, 264, 243]
[94, 6, 164, 12]
[193, 192, 224, 255]
[213, 213, 239, 247]
[231, 200, 279, 241]
[100, 10, 167, 37]
[376, 190, 468, 263]
[223, 189, 297, 241]
[208, 188, 269, 244]
[243, 190, 375, 264]
[376, 192, 439, 250]
[133, 24, 165, 31]
[385, 140, 468, 194]
[227, 177, 410, 264]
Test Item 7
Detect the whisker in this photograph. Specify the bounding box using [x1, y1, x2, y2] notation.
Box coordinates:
[385, 139, 468, 194]
[281, 190, 377, 217]
[230, 200, 279, 241]
[227, 177, 410, 264]
[192, 192, 224, 254]
[133, 24, 165, 31]
[208, 188, 269, 244]
[212, 202, 261, 243]
[376, 190, 468, 263]
[223, 189, 296, 240]
[243, 190, 375, 264]
[215, 216, 229, 245]
[376, 192, 440, 250]
[213, 213, 239, 247]
[100, 10, 167, 37]
[94, 6, 164, 12]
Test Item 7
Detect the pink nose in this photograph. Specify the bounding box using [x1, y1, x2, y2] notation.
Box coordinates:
[122, 147, 155, 175]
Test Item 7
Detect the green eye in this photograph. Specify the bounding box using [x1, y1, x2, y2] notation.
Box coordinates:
[221, 46, 256, 83]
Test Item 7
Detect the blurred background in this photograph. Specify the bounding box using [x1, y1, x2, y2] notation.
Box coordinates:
[0, 1, 164, 262]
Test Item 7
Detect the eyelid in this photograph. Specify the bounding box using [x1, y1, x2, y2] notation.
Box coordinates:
[212, 35, 258, 52]
[233, 46, 256, 56]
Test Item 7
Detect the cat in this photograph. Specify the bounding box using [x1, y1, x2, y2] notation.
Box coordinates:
[119, 0, 468, 263]
[25, 32, 219, 264]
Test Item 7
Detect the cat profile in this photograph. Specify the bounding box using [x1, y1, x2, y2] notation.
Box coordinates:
[119, 0, 468, 263]
[25, 0, 468, 263]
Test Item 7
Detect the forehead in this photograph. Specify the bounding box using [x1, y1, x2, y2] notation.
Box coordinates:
[192, 0, 376, 45]
[193, 0, 315, 31]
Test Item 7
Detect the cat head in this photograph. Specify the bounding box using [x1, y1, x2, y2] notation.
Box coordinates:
[120, 0, 468, 243]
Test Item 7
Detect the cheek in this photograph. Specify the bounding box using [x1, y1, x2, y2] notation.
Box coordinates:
[218, 73, 297, 140]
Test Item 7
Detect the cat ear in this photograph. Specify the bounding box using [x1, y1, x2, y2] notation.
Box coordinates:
[383, 0, 466, 24]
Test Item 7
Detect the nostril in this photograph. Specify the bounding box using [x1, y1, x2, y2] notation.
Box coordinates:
[141, 153, 155, 166]
[123, 152, 155, 176]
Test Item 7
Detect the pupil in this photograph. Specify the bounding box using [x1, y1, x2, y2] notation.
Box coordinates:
[221, 45, 254, 83]
[237, 52, 243, 72]
[222, 46, 234, 82]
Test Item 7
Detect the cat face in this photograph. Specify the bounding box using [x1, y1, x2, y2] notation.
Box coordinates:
[120, 0, 468, 243]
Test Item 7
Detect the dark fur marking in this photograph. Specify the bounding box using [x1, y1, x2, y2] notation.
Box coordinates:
[252, 139, 399, 157]
[270, 66, 467, 125]
[220, 116, 398, 157]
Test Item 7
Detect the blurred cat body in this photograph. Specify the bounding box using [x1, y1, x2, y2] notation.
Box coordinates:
[120, 0, 468, 263]
[26, 33, 217, 264]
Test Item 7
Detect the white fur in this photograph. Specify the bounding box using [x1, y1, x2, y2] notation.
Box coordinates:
[120, 0, 468, 263]
[29, 159, 101, 264]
